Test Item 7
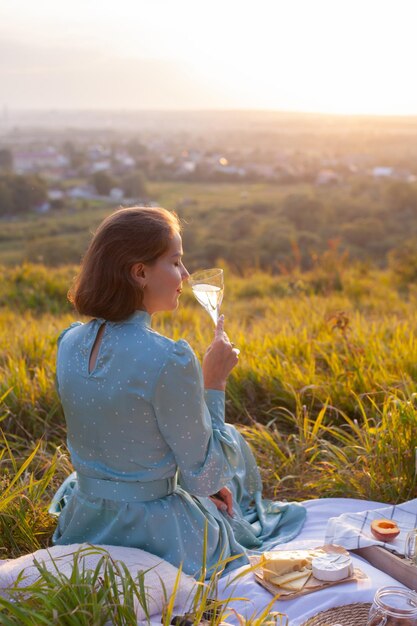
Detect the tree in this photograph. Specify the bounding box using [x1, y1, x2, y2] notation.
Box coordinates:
[92, 171, 115, 196]
[341, 218, 384, 248]
[122, 170, 147, 198]
[0, 148, 13, 172]
[281, 193, 324, 231]
[388, 240, 417, 286]
[0, 180, 13, 215]
[126, 140, 148, 159]
[62, 140, 86, 171]
[385, 181, 417, 214]
[11, 174, 47, 213]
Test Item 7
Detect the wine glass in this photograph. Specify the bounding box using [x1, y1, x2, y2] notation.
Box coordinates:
[405, 528, 417, 565]
[188, 268, 224, 326]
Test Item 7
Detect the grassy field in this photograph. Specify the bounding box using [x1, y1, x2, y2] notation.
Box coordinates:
[0, 181, 300, 266]
[0, 261, 416, 623]
[0, 254, 417, 626]
[5, 177, 417, 272]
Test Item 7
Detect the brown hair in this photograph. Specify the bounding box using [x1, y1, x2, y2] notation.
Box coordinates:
[69, 206, 180, 321]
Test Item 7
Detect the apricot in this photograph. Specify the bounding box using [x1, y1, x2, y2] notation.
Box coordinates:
[370, 519, 400, 542]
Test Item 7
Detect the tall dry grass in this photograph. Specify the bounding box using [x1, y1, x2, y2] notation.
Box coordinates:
[0, 263, 416, 564]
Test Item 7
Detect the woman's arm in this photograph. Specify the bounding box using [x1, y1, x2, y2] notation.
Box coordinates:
[153, 339, 240, 497]
[202, 315, 239, 392]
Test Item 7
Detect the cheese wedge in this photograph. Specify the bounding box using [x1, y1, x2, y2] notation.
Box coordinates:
[279, 571, 312, 591]
[268, 568, 311, 586]
[261, 549, 324, 583]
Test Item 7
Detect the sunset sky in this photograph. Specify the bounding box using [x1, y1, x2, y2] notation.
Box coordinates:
[1, 0, 417, 115]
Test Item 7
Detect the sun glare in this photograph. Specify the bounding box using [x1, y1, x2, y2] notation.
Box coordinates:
[1, 0, 417, 114]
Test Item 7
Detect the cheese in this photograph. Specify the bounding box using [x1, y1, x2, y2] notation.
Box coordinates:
[311, 553, 353, 582]
[279, 571, 312, 590]
[268, 568, 311, 586]
[261, 549, 324, 583]
[269, 567, 312, 590]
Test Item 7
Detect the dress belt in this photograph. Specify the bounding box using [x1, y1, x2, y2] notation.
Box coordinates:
[77, 472, 177, 502]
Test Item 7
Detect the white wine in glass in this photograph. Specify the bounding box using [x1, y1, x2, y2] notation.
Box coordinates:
[188, 268, 224, 326]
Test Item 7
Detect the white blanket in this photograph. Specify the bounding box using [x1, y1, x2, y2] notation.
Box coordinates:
[216, 498, 409, 626]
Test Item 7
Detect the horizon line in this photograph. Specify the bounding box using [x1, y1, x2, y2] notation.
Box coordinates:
[3, 107, 417, 121]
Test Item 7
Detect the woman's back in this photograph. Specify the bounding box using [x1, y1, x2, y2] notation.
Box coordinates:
[57, 311, 182, 482]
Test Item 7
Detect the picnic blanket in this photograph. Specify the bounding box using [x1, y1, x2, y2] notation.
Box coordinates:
[216, 498, 409, 626]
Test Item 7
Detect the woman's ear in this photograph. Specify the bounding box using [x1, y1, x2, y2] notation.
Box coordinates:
[131, 263, 146, 288]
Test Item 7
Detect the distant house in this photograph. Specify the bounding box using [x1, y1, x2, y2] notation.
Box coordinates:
[88, 146, 111, 160]
[68, 186, 96, 200]
[372, 166, 416, 181]
[115, 154, 136, 169]
[183, 160, 197, 173]
[176, 161, 196, 175]
[372, 166, 394, 178]
[90, 160, 111, 174]
[48, 190, 65, 201]
[14, 148, 69, 174]
[213, 164, 246, 177]
[246, 163, 274, 178]
[110, 187, 124, 201]
[34, 202, 51, 214]
[316, 169, 341, 185]
[179, 149, 202, 165]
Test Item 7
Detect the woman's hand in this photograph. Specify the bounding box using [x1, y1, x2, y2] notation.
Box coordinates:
[209, 486, 234, 516]
[202, 315, 239, 391]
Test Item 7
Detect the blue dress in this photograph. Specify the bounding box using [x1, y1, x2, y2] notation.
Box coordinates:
[52, 310, 306, 578]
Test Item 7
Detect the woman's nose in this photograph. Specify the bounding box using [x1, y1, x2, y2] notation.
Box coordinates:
[182, 265, 190, 280]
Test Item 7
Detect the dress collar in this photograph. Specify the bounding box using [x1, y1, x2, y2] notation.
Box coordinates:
[124, 309, 152, 327]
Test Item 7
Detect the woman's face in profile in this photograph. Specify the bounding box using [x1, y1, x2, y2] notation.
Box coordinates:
[139, 232, 189, 314]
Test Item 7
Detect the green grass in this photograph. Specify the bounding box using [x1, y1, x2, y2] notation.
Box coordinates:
[3, 178, 417, 278]
[0, 179, 305, 267]
[0, 181, 298, 266]
[0, 527, 287, 625]
[147, 180, 308, 213]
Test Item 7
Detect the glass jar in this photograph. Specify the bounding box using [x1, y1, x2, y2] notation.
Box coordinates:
[366, 586, 417, 625]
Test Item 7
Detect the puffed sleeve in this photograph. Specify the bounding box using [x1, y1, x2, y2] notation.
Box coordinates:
[55, 322, 83, 394]
[57, 322, 83, 346]
[153, 339, 240, 496]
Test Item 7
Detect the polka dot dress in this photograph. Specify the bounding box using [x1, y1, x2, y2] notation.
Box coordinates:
[52, 310, 306, 579]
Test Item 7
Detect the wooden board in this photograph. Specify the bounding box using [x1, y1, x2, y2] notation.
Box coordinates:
[352, 546, 417, 591]
[249, 545, 367, 601]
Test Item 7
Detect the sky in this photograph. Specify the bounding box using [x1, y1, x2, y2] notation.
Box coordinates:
[1, 0, 417, 115]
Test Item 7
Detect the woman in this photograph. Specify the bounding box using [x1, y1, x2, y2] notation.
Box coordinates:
[52, 206, 306, 578]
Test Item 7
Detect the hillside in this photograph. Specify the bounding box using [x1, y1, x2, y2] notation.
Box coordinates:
[1, 263, 416, 558]
[1, 180, 417, 274]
